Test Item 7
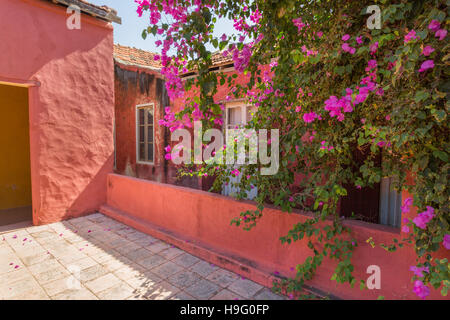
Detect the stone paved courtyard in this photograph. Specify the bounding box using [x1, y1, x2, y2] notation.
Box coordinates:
[0, 213, 285, 300]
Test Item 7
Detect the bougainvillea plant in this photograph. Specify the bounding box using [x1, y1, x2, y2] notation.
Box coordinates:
[136, 0, 449, 299]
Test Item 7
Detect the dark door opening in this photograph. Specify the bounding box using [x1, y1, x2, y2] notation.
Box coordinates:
[0, 83, 32, 226]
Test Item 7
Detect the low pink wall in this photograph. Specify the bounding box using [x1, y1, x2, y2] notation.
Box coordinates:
[0, 0, 115, 224]
[106, 173, 448, 300]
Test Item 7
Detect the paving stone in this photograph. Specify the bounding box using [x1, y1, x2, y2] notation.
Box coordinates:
[114, 243, 142, 255]
[42, 276, 78, 297]
[97, 281, 135, 300]
[151, 261, 184, 279]
[167, 270, 201, 289]
[101, 256, 133, 272]
[0, 277, 44, 300]
[28, 259, 63, 275]
[123, 270, 162, 289]
[147, 241, 171, 253]
[53, 287, 98, 300]
[66, 256, 98, 271]
[85, 273, 122, 294]
[113, 264, 147, 281]
[0, 244, 14, 256]
[253, 288, 286, 300]
[136, 254, 166, 270]
[123, 231, 148, 242]
[133, 235, 159, 247]
[172, 253, 201, 268]
[79, 264, 109, 283]
[141, 281, 180, 300]
[0, 268, 32, 287]
[190, 260, 219, 277]
[170, 291, 196, 300]
[0, 214, 275, 301]
[228, 279, 263, 299]
[210, 289, 244, 300]
[185, 279, 221, 299]
[158, 247, 184, 260]
[9, 286, 49, 300]
[34, 266, 70, 285]
[20, 252, 55, 267]
[124, 247, 154, 262]
[0, 257, 22, 275]
[206, 268, 240, 288]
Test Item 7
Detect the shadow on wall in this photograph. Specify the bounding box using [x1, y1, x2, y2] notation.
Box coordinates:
[38, 153, 115, 225]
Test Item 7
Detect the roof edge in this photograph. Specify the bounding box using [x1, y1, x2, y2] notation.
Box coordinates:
[45, 0, 121, 24]
[114, 57, 162, 72]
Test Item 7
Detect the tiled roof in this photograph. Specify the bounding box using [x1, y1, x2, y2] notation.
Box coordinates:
[113, 45, 234, 73]
[113, 44, 162, 70]
[211, 50, 233, 66]
[44, 0, 121, 24]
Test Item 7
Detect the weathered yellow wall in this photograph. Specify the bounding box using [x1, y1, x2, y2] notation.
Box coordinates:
[0, 84, 31, 210]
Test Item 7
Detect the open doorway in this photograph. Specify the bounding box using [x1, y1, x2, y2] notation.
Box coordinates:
[0, 83, 32, 226]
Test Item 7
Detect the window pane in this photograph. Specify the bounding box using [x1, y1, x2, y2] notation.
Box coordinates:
[138, 109, 145, 125]
[228, 107, 242, 126]
[147, 126, 153, 143]
[147, 143, 153, 162]
[147, 109, 154, 126]
[139, 126, 145, 143]
[139, 143, 145, 161]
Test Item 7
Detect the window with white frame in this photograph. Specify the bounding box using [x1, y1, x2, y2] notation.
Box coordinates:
[224, 102, 257, 130]
[136, 104, 154, 164]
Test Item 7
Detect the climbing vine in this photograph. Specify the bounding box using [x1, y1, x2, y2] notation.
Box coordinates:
[136, 0, 449, 299]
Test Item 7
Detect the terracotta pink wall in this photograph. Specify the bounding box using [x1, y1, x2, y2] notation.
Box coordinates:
[105, 173, 449, 300]
[0, 0, 115, 224]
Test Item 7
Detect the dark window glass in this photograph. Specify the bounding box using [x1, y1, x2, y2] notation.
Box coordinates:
[139, 143, 145, 161]
[137, 105, 155, 163]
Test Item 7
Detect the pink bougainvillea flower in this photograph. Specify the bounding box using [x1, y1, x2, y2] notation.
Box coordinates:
[12, 235, 17, 239]
[418, 60, 434, 72]
[435, 29, 447, 41]
[401, 226, 410, 233]
[164, 145, 171, 153]
[422, 45, 435, 56]
[377, 141, 386, 147]
[410, 266, 429, 277]
[292, 17, 306, 32]
[153, 55, 160, 61]
[356, 36, 363, 44]
[342, 34, 350, 41]
[413, 206, 435, 229]
[365, 59, 377, 72]
[231, 169, 240, 176]
[341, 43, 355, 54]
[401, 197, 413, 213]
[428, 20, 441, 31]
[443, 234, 450, 250]
[303, 112, 318, 123]
[369, 41, 378, 54]
[413, 280, 430, 299]
[316, 31, 323, 38]
[404, 30, 417, 43]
